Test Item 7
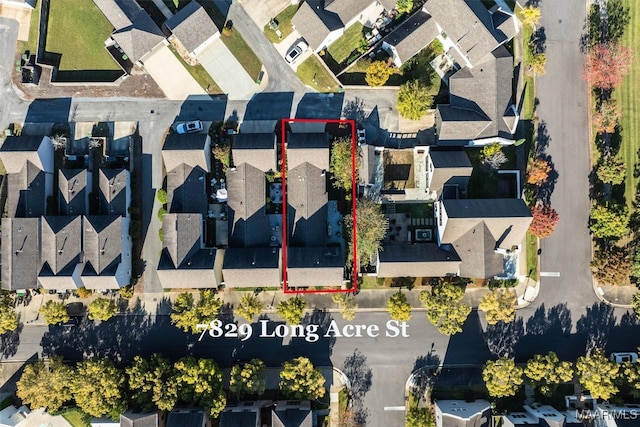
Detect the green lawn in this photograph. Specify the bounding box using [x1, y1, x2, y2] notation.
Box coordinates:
[327, 22, 365, 65]
[61, 409, 91, 427]
[615, 0, 640, 209]
[296, 55, 340, 92]
[221, 29, 263, 81]
[526, 231, 538, 278]
[168, 45, 222, 94]
[18, 0, 40, 54]
[45, 0, 119, 70]
[263, 4, 300, 43]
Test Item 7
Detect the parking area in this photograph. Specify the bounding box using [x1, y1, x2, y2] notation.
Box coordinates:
[142, 44, 205, 100]
[196, 39, 257, 100]
[275, 30, 312, 71]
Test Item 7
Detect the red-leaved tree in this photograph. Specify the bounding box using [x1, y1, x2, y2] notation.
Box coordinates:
[529, 205, 560, 238]
[583, 43, 633, 90]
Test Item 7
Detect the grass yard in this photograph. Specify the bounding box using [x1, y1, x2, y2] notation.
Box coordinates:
[526, 231, 538, 278]
[168, 45, 222, 94]
[327, 22, 365, 65]
[16, 0, 40, 54]
[614, 0, 640, 209]
[220, 29, 263, 81]
[296, 55, 340, 92]
[45, 0, 119, 70]
[61, 409, 91, 427]
[263, 4, 300, 44]
[360, 275, 385, 289]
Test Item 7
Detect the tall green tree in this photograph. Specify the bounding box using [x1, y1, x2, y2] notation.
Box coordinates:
[39, 300, 70, 325]
[396, 0, 413, 14]
[483, 358, 524, 398]
[17, 357, 73, 412]
[88, 297, 118, 321]
[397, 80, 432, 120]
[576, 350, 619, 400]
[332, 293, 358, 321]
[329, 137, 357, 194]
[174, 357, 226, 418]
[524, 352, 574, 396]
[126, 354, 177, 412]
[229, 359, 266, 398]
[386, 291, 412, 322]
[71, 358, 126, 418]
[345, 198, 388, 267]
[0, 294, 18, 334]
[280, 357, 326, 400]
[478, 289, 517, 325]
[420, 282, 471, 335]
[276, 296, 307, 325]
[235, 294, 264, 322]
[621, 358, 640, 398]
[590, 204, 630, 239]
[592, 246, 632, 285]
[606, 0, 630, 42]
[596, 156, 626, 185]
[170, 290, 223, 333]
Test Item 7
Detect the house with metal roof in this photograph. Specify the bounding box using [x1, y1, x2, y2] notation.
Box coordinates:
[163, 0, 220, 59]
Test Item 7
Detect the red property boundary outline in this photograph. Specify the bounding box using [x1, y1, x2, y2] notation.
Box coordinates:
[281, 118, 358, 294]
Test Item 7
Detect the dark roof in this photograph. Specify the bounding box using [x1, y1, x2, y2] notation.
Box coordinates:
[166, 409, 205, 427]
[272, 406, 312, 427]
[226, 163, 271, 247]
[291, 1, 340, 49]
[1, 218, 40, 291]
[287, 246, 344, 287]
[377, 243, 461, 277]
[162, 133, 210, 172]
[82, 215, 122, 276]
[58, 169, 88, 216]
[451, 222, 504, 278]
[383, 10, 439, 65]
[232, 133, 277, 172]
[164, 1, 218, 53]
[442, 198, 531, 219]
[166, 164, 207, 214]
[287, 133, 330, 170]
[428, 151, 473, 197]
[120, 412, 159, 427]
[287, 162, 327, 247]
[222, 247, 281, 288]
[99, 169, 128, 216]
[430, 150, 472, 168]
[161, 213, 203, 268]
[164, 131, 209, 151]
[40, 216, 82, 276]
[219, 409, 259, 427]
[7, 161, 47, 218]
[0, 135, 44, 152]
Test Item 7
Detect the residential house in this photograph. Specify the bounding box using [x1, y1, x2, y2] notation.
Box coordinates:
[292, 0, 394, 52]
[382, 10, 439, 68]
[435, 400, 491, 427]
[91, 411, 158, 427]
[93, 0, 166, 66]
[272, 400, 312, 427]
[0, 135, 54, 218]
[219, 402, 265, 427]
[58, 169, 89, 215]
[98, 168, 130, 216]
[502, 404, 585, 427]
[166, 408, 206, 427]
[426, 150, 473, 199]
[163, 0, 219, 59]
[38, 215, 83, 290]
[223, 133, 281, 288]
[0, 406, 73, 427]
[435, 198, 532, 278]
[285, 132, 344, 288]
[81, 215, 132, 289]
[1, 218, 40, 290]
[0, 0, 35, 8]
[377, 243, 461, 278]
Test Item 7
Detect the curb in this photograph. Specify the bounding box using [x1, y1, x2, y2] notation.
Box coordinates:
[591, 280, 633, 309]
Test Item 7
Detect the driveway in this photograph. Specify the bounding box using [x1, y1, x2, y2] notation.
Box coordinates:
[142, 44, 206, 100]
[276, 30, 313, 71]
[197, 39, 257, 100]
[237, 0, 291, 29]
[0, 3, 31, 41]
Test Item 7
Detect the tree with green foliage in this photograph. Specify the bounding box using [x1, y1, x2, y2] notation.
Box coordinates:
[530, 53, 547, 75]
[236, 294, 264, 322]
[592, 246, 632, 286]
[420, 282, 471, 336]
[386, 291, 412, 322]
[71, 358, 126, 418]
[17, 357, 73, 413]
[229, 359, 266, 398]
[365, 60, 393, 86]
[0, 294, 18, 335]
[346, 198, 388, 267]
[621, 358, 640, 398]
[478, 289, 516, 325]
[576, 350, 620, 400]
[126, 354, 177, 412]
[156, 188, 168, 205]
[119, 285, 134, 299]
[396, 0, 413, 14]
[357, 37, 369, 54]
[397, 80, 432, 120]
[405, 392, 436, 427]
[276, 296, 307, 325]
[329, 137, 357, 194]
[520, 5, 541, 27]
[280, 356, 326, 400]
[88, 297, 118, 321]
[170, 290, 223, 334]
[174, 357, 226, 418]
[332, 293, 358, 321]
[632, 293, 640, 317]
[590, 204, 630, 239]
[39, 300, 70, 325]
[596, 156, 626, 185]
[525, 352, 574, 396]
[606, 0, 630, 42]
[480, 143, 507, 170]
[483, 358, 524, 398]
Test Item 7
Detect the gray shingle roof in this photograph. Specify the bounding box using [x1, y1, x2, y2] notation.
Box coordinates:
[287, 162, 328, 247]
[428, 151, 473, 196]
[39, 216, 83, 288]
[383, 10, 439, 65]
[59, 169, 88, 216]
[272, 401, 312, 427]
[292, 2, 339, 49]
[7, 161, 47, 218]
[287, 246, 344, 287]
[0, 135, 52, 175]
[377, 243, 461, 277]
[162, 133, 210, 172]
[452, 221, 504, 278]
[162, 213, 202, 268]
[120, 412, 159, 427]
[94, 0, 141, 29]
[232, 133, 277, 172]
[0, 135, 45, 153]
[82, 215, 122, 277]
[287, 133, 330, 170]
[166, 163, 207, 214]
[222, 247, 281, 288]
[99, 169, 128, 216]
[1, 218, 40, 291]
[111, 11, 165, 63]
[325, 0, 373, 25]
[164, 0, 218, 54]
[437, 400, 491, 427]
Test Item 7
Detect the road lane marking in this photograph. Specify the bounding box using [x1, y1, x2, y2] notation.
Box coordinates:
[540, 271, 561, 277]
[384, 406, 406, 411]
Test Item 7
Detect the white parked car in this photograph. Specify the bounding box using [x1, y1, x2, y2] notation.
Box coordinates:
[610, 352, 638, 363]
[176, 120, 203, 134]
[285, 40, 309, 64]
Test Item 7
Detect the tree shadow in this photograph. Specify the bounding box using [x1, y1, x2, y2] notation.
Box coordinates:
[301, 309, 336, 352]
[410, 346, 441, 397]
[525, 303, 572, 336]
[0, 321, 23, 360]
[342, 349, 373, 405]
[342, 97, 366, 124]
[531, 27, 547, 54]
[576, 302, 616, 354]
[534, 121, 558, 204]
[484, 318, 524, 358]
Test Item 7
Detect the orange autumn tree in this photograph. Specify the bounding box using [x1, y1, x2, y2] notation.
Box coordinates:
[593, 99, 622, 134]
[527, 158, 552, 186]
[529, 205, 560, 238]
